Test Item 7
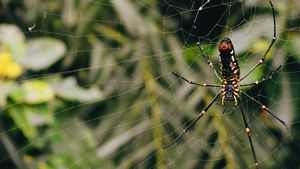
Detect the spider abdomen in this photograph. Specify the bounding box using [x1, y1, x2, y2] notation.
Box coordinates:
[218, 37, 240, 105]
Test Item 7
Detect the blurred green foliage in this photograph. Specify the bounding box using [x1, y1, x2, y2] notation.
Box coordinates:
[0, 0, 300, 169]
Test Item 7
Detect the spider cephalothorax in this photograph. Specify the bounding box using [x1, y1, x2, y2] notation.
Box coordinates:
[218, 37, 233, 53]
[218, 37, 240, 105]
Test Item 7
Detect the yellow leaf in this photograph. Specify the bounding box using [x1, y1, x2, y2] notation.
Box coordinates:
[23, 80, 55, 104]
[0, 51, 12, 63]
[0, 51, 23, 79]
[39, 162, 49, 169]
[6, 62, 23, 78]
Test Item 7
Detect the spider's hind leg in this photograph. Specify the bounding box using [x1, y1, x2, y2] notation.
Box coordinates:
[163, 92, 221, 148]
[238, 98, 259, 169]
[222, 100, 238, 114]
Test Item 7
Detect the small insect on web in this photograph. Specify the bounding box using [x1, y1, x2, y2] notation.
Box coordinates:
[163, 1, 291, 168]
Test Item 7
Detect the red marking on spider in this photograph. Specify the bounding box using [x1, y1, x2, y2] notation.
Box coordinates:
[219, 43, 231, 52]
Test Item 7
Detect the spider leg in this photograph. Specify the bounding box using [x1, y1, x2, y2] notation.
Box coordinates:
[163, 92, 221, 149]
[241, 91, 291, 138]
[172, 72, 220, 87]
[222, 106, 226, 114]
[193, 0, 210, 26]
[197, 40, 222, 81]
[238, 98, 259, 169]
[241, 65, 281, 87]
[221, 102, 238, 114]
[231, 104, 238, 114]
[241, 0, 276, 81]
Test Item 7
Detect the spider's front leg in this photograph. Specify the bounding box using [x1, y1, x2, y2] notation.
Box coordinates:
[197, 40, 222, 80]
[241, 65, 281, 87]
[241, 0, 277, 81]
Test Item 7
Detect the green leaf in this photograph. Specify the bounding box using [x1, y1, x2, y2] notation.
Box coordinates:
[53, 77, 103, 102]
[22, 80, 55, 104]
[9, 85, 25, 103]
[9, 105, 37, 141]
[49, 130, 63, 143]
[21, 38, 66, 71]
[8, 102, 55, 144]
[25, 103, 55, 126]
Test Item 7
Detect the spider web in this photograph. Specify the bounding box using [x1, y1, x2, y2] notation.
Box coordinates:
[1, 0, 300, 169]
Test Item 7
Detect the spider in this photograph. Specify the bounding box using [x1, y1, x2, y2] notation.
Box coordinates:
[164, 1, 290, 168]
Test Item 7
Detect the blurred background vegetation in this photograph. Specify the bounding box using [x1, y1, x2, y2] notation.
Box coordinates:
[1, 0, 300, 169]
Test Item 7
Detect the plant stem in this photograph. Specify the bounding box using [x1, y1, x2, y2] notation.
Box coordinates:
[138, 42, 165, 169]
